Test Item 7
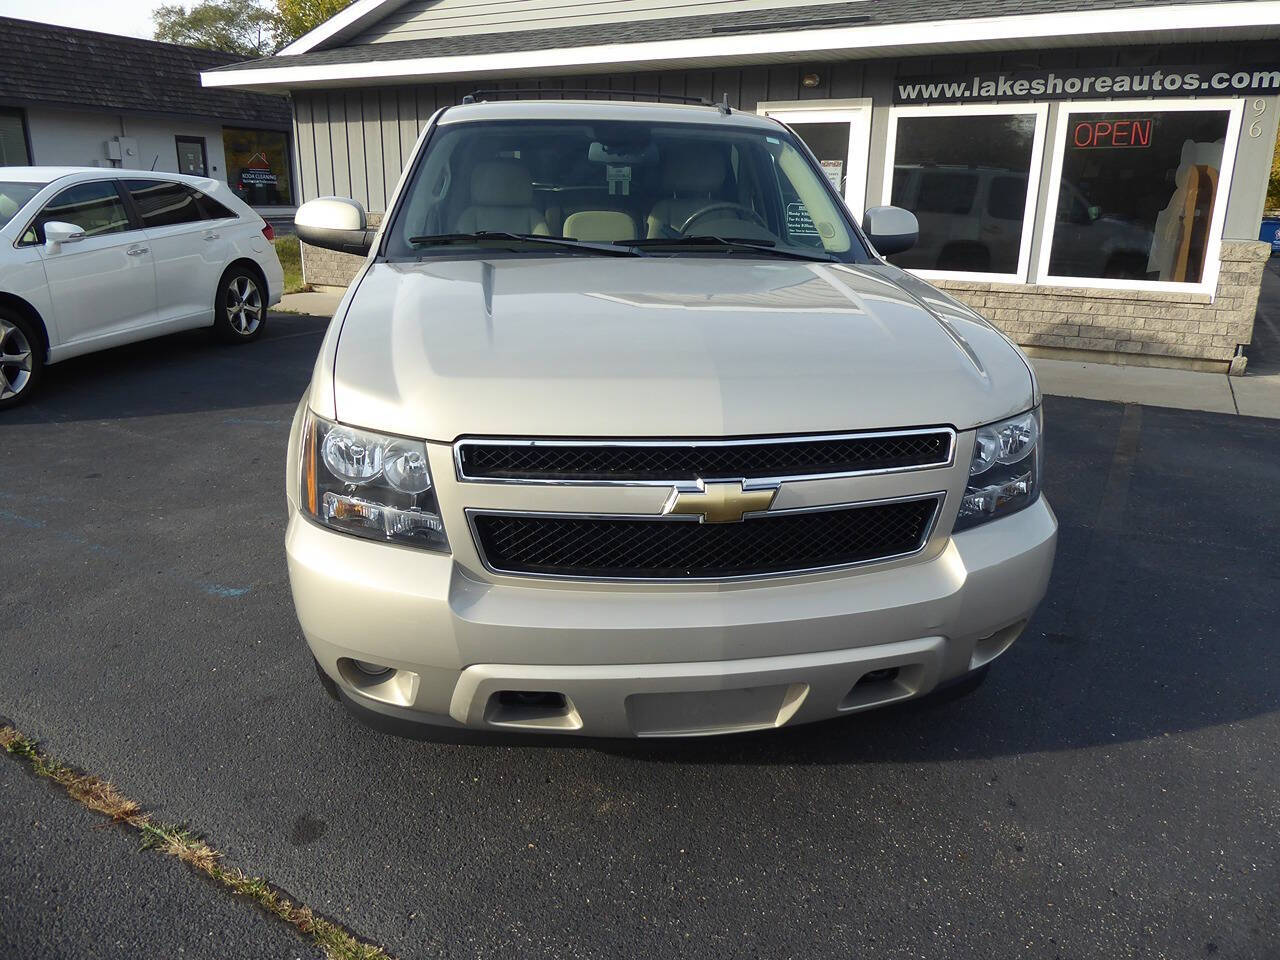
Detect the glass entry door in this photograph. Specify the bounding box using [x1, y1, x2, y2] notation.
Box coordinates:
[759, 103, 872, 218]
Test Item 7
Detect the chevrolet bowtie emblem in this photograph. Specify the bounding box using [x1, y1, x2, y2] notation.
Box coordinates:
[663, 481, 778, 524]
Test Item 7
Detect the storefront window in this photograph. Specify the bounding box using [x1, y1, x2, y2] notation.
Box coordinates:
[884, 107, 1045, 278]
[1043, 105, 1234, 285]
[223, 127, 293, 207]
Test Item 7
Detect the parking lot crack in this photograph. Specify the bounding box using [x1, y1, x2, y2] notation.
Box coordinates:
[0, 721, 397, 960]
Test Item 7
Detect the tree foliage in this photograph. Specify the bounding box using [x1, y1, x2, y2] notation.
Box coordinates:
[153, 0, 279, 57]
[274, 0, 353, 45]
[153, 0, 353, 57]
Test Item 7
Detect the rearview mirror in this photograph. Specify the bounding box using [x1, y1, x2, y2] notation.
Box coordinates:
[295, 197, 376, 256]
[44, 221, 85, 253]
[861, 206, 918, 257]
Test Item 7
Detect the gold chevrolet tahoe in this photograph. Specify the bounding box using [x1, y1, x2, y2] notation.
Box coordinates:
[287, 98, 1057, 738]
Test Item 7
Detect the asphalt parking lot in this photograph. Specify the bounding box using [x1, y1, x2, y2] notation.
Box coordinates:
[2, 311, 1278, 960]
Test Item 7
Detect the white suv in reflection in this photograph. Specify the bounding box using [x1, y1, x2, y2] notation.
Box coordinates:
[0, 168, 284, 407]
[286, 99, 1057, 739]
[890, 165, 1153, 278]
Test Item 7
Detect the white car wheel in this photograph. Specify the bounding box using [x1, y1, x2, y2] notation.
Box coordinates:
[0, 312, 41, 408]
[215, 269, 267, 343]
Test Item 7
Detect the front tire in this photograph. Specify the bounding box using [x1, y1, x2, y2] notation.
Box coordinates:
[214, 267, 267, 343]
[0, 309, 43, 409]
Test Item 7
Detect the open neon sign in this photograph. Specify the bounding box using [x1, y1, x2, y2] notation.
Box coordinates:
[1072, 118, 1153, 148]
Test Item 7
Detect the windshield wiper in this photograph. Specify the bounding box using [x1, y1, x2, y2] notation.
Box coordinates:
[407, 232, 642, 257]
[625, 235, 837, 263]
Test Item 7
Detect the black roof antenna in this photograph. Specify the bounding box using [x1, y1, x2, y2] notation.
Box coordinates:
[718, 93, 732, 115]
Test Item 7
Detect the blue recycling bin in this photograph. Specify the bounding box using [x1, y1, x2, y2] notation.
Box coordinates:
[1261, 217, 1280, 255]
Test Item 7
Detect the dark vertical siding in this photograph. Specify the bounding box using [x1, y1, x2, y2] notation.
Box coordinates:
[380, 87, 402, 196]
[293, 93, 317, 202]
[399, 87, 420, 170]
[310, 94, 333, 196]
[344, 90, 368, 209]
[328, 92, 350, 199]
[738, 68, 769, 112]
[362, 89, 385, 208]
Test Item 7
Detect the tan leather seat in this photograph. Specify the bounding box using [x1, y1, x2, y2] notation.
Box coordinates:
[562, 210, 637, 243]
[646, 146, 729, 239]
[454, 161, 549, 236]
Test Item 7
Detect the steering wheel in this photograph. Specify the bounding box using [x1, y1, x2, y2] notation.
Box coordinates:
[677, 202, 769, 235]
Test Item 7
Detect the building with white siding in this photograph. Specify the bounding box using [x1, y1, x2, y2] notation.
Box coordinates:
[203, 0, 1280, 371]
[0, 16, 297, 219]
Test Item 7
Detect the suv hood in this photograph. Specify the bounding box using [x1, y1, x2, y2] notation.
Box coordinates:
[329, 257, 1034, 440]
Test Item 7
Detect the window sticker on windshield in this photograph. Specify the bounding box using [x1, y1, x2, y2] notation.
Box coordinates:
[607, 164, 632, 197]
[786, 202, 820, 238]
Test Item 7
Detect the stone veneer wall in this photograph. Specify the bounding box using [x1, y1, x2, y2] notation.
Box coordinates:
[934, 240, 1271, 371]
[301, 230, 1269, 370]
[299, 213, 384, 290]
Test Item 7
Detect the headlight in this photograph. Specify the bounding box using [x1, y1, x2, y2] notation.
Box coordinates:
[300, 411, 449, 551]
[954, 408, 1041, 532]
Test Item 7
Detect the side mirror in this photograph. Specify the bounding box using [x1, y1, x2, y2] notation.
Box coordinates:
[44, 221, 85, 253]
[862, 206, 919, 257]
[295, 197, 375, 256]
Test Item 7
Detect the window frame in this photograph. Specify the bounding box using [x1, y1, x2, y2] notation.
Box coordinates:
[1035, 97, 1244, 295]
[17, 177, 140, 246]
[174, 135, 208, 177]
[756, 99, 875, 218]
[880, 102, 1049, 284]
[0, 106, 32, 166]
[221, 125, 296, 208]
[122, 177, 209, 229]
[193, 189, 238, 222]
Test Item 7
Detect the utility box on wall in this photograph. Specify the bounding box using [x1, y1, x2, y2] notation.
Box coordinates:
[105, 136, 139, 167]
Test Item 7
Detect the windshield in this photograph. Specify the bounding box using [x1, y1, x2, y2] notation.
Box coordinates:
[0, 181, 44, 230]
[385, 118, 869, 262]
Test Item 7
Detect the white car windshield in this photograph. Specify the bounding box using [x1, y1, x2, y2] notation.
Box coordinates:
[385, 119, 869, 263]
[0, 181, 45, 229]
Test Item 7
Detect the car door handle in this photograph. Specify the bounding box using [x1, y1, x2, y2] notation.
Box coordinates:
[126, 247, 149, 256]
[203, 233, 221, 241]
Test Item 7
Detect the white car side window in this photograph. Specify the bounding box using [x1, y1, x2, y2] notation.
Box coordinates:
[22, 181, 132, 245]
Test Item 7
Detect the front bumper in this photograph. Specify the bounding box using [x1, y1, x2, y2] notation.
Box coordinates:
[287, 495, 1057, 738]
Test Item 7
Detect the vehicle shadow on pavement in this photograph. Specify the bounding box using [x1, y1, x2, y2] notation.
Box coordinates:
[345, 396, 1280, 765]
[2, 313, 327, 424]
[606, 398, 1280, 765]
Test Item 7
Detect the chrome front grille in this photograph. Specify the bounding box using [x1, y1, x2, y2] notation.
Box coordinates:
[457, 428, 953, 581]
[468, 495, 943, 581]
[455, 428, 954, 484]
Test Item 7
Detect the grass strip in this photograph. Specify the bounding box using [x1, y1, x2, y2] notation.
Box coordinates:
[273, 234, 309, 294]
[0, 724, 393, 960]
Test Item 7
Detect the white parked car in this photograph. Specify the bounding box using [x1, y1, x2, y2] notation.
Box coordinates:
[287, 99, 1057, 738]
[0, 168, 284, 407]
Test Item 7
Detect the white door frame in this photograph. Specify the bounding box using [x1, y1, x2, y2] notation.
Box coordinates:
[1036, 97, 1243, 296]
[757, 99, 874, 217]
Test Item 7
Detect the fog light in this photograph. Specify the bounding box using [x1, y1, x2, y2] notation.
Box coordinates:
[353, 660, 391, 677]
[859, 667, 900, 685]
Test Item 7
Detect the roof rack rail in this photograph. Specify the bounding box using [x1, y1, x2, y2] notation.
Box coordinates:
[460, 88, 720, 107]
